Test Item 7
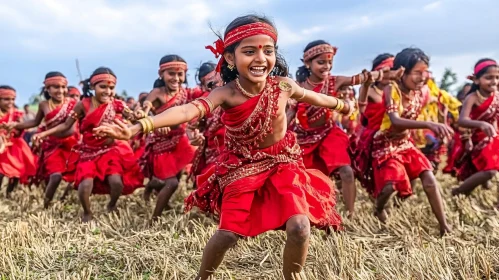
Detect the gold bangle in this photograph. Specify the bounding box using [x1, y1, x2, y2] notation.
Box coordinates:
[335, 99, 344, 112]
[297, 88, 307, 100]
[377, 70, 384, 81]
[198, 97, 214, 113]
[138, 119, 147, 134]
[191, 101, 206, 118]
[145, 116, 154, 132]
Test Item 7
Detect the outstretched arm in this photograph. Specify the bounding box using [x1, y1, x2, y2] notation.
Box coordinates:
[14, 105, 45, 130]
[335, 67, 405, 92]
[34, 102, 83, 140]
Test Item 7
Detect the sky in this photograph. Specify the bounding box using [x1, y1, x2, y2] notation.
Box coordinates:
[1, 0, 498, 106]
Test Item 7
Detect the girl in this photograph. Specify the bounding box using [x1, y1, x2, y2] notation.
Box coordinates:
[10, 72, 79, 208]
[452, 59, 499, 207]
[0, 85, 37, 198]
[94, 15, 352, 279]
[67, 86, 81, 101]
[292, 40, 388, 217]
[134, 55, 197, 219]
[187, 62, 225, 183]
[33, 67, 144, 222]
[371, 48, 451, 235]
[352, 54, 397, 198]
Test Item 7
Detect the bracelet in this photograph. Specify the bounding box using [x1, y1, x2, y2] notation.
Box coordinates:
[191, 100, 207, 118]
[138, 116, 154, 134]
[297, 88, 307, 100]
[377, 70, 384, 81]
[334, 99, 345, 112]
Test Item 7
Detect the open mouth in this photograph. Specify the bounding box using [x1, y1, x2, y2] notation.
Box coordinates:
[249, 66, 267, 76]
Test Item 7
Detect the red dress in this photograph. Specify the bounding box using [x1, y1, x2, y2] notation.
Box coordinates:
[190, 91, 225, 179]
[351, 100, 385, 196]
[370, 85, 433, 198]
[74, 98, 144, 195]
[456, 92, 499, 180]
[34, 99, 79, 185]
[0, 109, 37, 183]
[185, 77, 342, 237]
[294, 76, 351, 176]
[141, 89, 196, 180]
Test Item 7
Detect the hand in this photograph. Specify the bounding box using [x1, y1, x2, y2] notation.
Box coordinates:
[362, 71, 374, 86]
[134, 110, 146, 119]
[188, 129, 205, 146]
[93, 119, 133, 140]
[155, 127, 171, 135]
[32, 132, 47, 145]
[0, 122, 17, 130]
[388, 67, 405, 80]
[478, 122, 497, 137]
[427, 123, 453, 139]
[464, 139, 473, 152]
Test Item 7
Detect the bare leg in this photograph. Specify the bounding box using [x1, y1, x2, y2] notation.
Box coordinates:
[143, 176, 164, 203]
[452, 170, 497, 196]
[43, 173, 63, 208]
[6, 178, 19, 199]
[60, 183, 73, 201]
[374, 183, 395, 223]
[283, 215, 311, 280]
[196, 230, 239, 280]
[151, 177, 179, 219]
[420, 171, 451, 236]
[78, 179, 94, 222]
[0, 174, 4, 191]
[106, 174, 124, 212]
[337, 165, 356, 218]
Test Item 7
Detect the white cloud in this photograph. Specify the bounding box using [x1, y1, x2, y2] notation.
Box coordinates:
[423, 1, 442, 11]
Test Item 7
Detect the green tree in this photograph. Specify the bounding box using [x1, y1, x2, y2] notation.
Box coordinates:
[121, 90, 129, 98]
[439, 68, 458, 92]
[29, 93, 43, 105]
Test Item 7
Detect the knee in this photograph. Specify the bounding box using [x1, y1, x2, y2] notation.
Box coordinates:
[108, 175, 124, 189]
[150, 177, 166, 188]
[214, 230, 239, 249]
[78, 180, 93, 196]
[338, 166, 354, 181]
[49, 173, 63, 183]
[421, 174, 439, 192]
[286, 216, 311, 244]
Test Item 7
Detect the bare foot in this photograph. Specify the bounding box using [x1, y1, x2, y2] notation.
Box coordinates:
[106, 204, 118, 213]
[451, 187, 460, 196]
[143, 188, 152, 203]
[82, 213, 93, 223]
[440, 224, 452, 237]
[347, 211, 355, 219]
[374, 209, 388, 223]
[5, 192, 12, 199]
[43, 199, 51, 209]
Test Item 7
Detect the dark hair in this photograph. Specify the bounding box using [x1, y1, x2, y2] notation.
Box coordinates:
[457, 83, 472, 101]
[81, 67, 116, 97]
[40, 71, 66, 100]
[218, 15, 288, 83]
[196, 62, 217, 84]
[468, 58, 497, 94]
[138, 92, 148, 106]
[0, 85, 15, 91]
[154, 55, 188, 89]
[393, 48, 429, 74]
[296, 40, 329, 83]
[372, 53, 394, 71]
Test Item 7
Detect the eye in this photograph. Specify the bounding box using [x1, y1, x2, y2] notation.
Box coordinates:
[243, 50, 255, 55]
[264, 49, 274, 55]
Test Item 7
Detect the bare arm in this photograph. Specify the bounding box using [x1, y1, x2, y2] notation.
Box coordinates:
[357, 85, 370, 114]
[36, 102, 83, 139]
[14, 104, 45, 130]
[384, 84, 430, 130]
[457, 94, 484, 129]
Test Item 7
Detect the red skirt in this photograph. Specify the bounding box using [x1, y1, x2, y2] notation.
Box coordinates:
[186, 132, 342, 237]
[300, 125, 351, 175]
[35, 135, 79, 184]
[372, 146, 433, 198]
[0, 137, 37, 183]
[143, 134, 196, 180]
[74, 140, 144, 195]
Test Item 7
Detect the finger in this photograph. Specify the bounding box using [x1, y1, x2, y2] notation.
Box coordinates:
[114, 119, 128, 129]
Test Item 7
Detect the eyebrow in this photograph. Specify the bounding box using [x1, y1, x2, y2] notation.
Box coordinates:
[240, 44, 274, 49]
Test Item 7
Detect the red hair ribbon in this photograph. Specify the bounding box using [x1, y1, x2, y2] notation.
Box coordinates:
[205, 22, 278, 72]
[474, 60, 497, 75]
[90, 73, 117, 86]
[303, 44, 337, 62]
[159, 62, 188, 72]
[0, 88, 16, 99]
[374, 57, 394, 71]
[44, 76, 68, 87]
[68, 87, 81, 96]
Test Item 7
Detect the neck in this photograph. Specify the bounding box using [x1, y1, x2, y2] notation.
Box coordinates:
[397, 81, 411, 95]
[238, 76, 266, 95]
[166, 86, 180, 96]
[308, 74, 325, 84]
[51, 97, 64, 104]
[478, 88, 492, 97]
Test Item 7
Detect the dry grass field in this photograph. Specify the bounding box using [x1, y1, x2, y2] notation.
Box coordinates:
[0, 173, 498, 279]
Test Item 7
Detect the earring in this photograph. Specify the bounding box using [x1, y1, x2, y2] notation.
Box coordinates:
[228, 64, 235, 71]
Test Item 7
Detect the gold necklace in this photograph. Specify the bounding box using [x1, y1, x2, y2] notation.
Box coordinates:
[48, 98, 64, 111]
[235, 78, 263, 98]
[476, 90, 488, 103]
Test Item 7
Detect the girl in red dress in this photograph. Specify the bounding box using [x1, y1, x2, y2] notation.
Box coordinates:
[370, 48, 451, 235]
[94, 15, 355, 279]
[34, 67, 144, 222]
[134, 55, 197, 219]
[291, 40, 388, 217]
[67, 86, 82, 101]
[188, 62, 225, 184]
[0, 85, 37, 198]
[11, 72, 79, 207]
[452, 59, 499, 208]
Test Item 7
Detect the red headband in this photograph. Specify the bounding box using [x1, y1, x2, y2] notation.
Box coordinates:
[474, 60, 497, 75]
[303, 44, 337, 62]
[0, 88, 16, 99]
[374, 57, 394, 71]
[68, 87, 81, 96]
[205, 22, 278, 72]
[44, 76, 68, 87]
[90, 73, 117, 86]
[159, 62, 188, 72]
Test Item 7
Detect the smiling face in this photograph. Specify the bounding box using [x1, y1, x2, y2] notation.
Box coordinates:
[92, 81, 115, 104]
[401, 61, 429, 91]
[160, 69, 185, 92]
[47, 83, 67, 103]
[0, 96, 15, 112]
[477, 66, 499, 94]
[226, 34, 276, 84]
[307, 53, 333, 82]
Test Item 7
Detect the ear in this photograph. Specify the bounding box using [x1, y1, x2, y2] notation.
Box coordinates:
[224, 52, 235, 67]
[305, 62, 311, 69]
[157, 70, 163, 79]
